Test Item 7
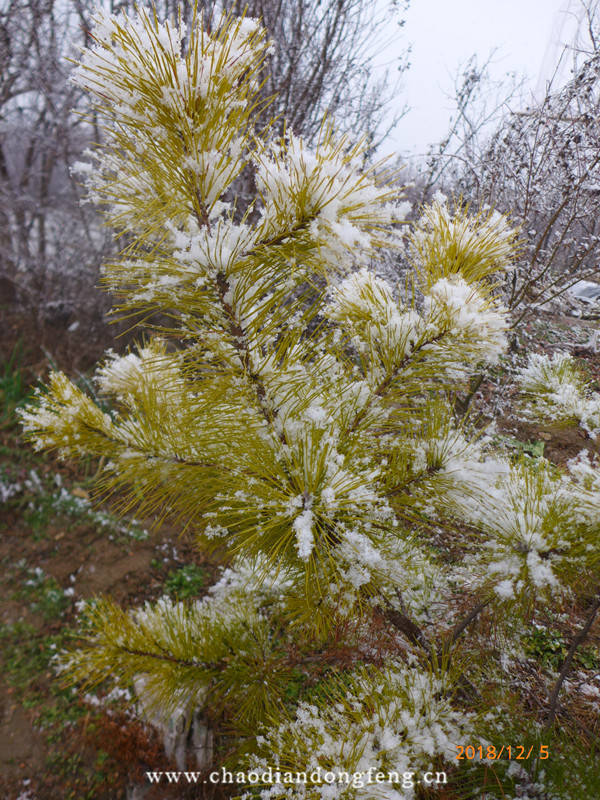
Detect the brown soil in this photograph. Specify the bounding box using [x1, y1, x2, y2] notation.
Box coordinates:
[497, 417, 600, 466]
[0, 437, 220, 798]
[0, 503, 215, 798]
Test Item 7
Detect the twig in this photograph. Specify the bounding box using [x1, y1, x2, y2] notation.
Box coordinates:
[381, 598, 482, 703]
[454, 372, 485, 417]
[380, 601, 432, 656]
[447, 597, 491, 648]
[544, 591, 600, 732]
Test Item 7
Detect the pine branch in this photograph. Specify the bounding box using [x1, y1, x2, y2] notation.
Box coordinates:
[118, 645, 219, 673]
[193, 187, 212, 233]
[379, 600, 432, 656]
[544, 591, 600, 732]
[347, 329, 449, 435]
[215, 269, 285, 443]
[81, 418, 220, 470]
[387, 464, 443, 497]
[446, 597, 491, 648]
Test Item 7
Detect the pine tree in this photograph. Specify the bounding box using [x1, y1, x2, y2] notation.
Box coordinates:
[20, 7, 600, 798]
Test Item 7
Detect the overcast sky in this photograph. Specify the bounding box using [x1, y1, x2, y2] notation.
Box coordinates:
[382, 0, 581, 158]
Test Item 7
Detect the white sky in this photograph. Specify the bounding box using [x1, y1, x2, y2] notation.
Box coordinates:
[381, 0, 580, 158]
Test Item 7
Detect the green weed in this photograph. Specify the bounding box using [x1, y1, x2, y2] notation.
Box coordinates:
[2, 464, 148, 541]
[0, 623, 77, 708]
[164, 563, 206, 598]
[0, 340, 30, 427]
[523, 626, 600, 671]
[495, 434, 545, 460]
[523, 626, 567, 670]
[14, 565, 72, 620]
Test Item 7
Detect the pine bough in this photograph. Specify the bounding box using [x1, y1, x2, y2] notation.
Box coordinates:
[20, 8, 600, 799]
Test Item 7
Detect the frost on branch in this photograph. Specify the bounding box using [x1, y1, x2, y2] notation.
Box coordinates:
[19, 7, 600, 799]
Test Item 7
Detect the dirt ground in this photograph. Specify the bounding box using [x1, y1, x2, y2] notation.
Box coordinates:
[0, 310, 227, 798]
[0, 447, 218, 798]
